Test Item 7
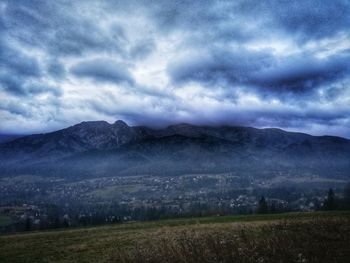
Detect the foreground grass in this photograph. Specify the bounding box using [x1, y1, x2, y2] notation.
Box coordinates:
[0, 211, 349, 262]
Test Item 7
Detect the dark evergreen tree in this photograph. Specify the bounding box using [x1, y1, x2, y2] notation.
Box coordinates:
[342, 183, 350, 209]
[257, 196, 268, 214]
[344, 183, 350, 202]
[25, 217, 32, 231]
[323, 188, 336, 210]
[270, 202, 276, 214]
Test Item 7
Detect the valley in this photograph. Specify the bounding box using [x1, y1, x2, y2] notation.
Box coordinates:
[1, 171, 347, 233]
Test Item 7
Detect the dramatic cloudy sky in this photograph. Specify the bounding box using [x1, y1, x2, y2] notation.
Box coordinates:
[1, 0, 350, 137]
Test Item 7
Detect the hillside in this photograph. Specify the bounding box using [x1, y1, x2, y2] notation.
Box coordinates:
[0, 211, 349, 263]
[0, 135, 23, 144]
[0, 121, 349, 179]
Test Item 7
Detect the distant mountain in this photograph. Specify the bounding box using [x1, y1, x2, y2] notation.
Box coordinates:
[0, 120, 349, 179]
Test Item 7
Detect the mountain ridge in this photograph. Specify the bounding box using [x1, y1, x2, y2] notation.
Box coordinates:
[0, 120, 349, 179]
[3, 120, 348, 144]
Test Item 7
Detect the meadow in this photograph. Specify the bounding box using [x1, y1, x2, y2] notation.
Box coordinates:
[0, 211, 349, 263]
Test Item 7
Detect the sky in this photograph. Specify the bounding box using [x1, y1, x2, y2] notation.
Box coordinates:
[0, 0, 350, 138]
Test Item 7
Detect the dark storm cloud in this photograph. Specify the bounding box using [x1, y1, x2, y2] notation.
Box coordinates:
[248, 0, 350, 42]
[26, 83, 63, 97]
[151, 0, 350, 100]
[0, 75, 25, 95]
[130, 39, 156, 60]
[2, 0, 129, 57]
[168, 49, 271, 87]
[47, 22, 128, 57]
[71, 59, 135, 85]
[0, 73, 63, 96]
[0, 38, 64, 96]
[145, 0, 350, 43]
[250, 52, 350, 93]
[0, 100, 32, 117]
[0, 41, 42, 77]
[0, 0, 349, 137]
[47, 59, 66, 79]
[168, 49, 350, 97]
[0, 40, 52, 96]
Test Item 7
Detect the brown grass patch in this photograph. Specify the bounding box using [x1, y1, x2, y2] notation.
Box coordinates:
[111, 218, 350, 263]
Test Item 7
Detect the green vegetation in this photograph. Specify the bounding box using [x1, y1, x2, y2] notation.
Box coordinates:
[0, 211, 349, 263]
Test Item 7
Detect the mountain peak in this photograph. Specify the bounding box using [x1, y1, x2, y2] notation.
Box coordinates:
[113, 120, 128, 127]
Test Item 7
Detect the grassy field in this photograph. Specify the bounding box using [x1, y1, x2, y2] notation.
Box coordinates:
[0, 211, 349, 262]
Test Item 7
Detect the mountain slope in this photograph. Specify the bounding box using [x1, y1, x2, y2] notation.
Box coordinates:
[0, 134, 24, 144]
[0, 121, 349, 178]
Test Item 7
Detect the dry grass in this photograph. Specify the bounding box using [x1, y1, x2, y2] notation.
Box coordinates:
[111, 217, 350, 263]
[0, 212, 349, 262]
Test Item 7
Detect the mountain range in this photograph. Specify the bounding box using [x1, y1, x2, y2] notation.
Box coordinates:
[0, 120, 349, 179]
